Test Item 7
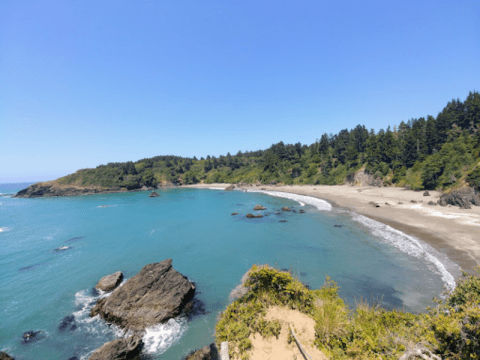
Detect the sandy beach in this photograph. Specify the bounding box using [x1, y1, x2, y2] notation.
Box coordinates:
[185, 183, 480, 274]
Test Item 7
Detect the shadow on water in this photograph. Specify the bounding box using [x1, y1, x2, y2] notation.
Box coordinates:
[337, 273, 404, 311]
[18, 263, 45, 272]
[65, 236, 84, 243]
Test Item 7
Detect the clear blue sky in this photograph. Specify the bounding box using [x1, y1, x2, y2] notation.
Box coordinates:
[1, 0, 479, 182]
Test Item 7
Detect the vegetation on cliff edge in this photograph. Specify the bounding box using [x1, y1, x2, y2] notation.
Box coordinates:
[215, 265, 480, 360]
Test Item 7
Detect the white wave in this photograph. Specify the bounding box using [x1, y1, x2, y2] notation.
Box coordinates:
[142, 317, 188, 354]
[0, 227, 10, 233]
[351, 213, 459, 292]
[207, 187, 226, 190]
[247, 189, 332, 211]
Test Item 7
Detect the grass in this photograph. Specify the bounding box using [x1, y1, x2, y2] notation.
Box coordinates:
[216, 265, 480, 360]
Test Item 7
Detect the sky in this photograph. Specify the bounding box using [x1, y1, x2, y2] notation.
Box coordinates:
[1, 1, 479, 183]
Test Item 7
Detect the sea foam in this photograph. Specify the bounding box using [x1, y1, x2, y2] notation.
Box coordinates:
[351, 213, 459, 292]
[142, 317, 188, 354]
[246, 189, 332, 211]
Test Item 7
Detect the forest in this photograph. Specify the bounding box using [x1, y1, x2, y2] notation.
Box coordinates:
[57, 91, 480, 192]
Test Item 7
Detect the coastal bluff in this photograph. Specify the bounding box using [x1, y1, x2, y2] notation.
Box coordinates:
[13, 182, 123, 198]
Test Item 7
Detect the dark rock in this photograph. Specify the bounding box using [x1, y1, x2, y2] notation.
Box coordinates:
[22, 330, 44, 344]
[410, 200, 417, 203]
[253, 204, 266, 210]
[279, 220, 287, 223]
[269, 181, 277, 185]
[149, 191, 160, 197]
[14, 182, 126, 198]
[398, 202, 403, 204]
[18, 263, 44, 272]
[0, 352, 15, 360]
[368, 201, 380, 207]
[58, 315, 76, 332]
[299, 209, 305, 213]
[65, 236, 84, 243]
[281, 206, 291, 211]
[246, 213, 263, 218]
[428, 201, 437, 206]
[88, 336, 143, 360]
[334, 224, 343, 228]
[185, 343, 219, 360]
[95, 271, 123, 292]
[67, 357, 79, 360]
[438, 187, 480, 209]
[90, 259, 195, 332]
[423, 191, 430, 196]
[231, 212, 238, 216]
[182, 298, 208, 320]
[224, 184, 234, 191]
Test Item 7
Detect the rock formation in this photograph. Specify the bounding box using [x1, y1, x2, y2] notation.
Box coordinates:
[253, 204, 266, 210]
[423, 191, 430, 196]
[281, 206, 291, 211]
[231, 212, 238, 215]
[438, 187, 480, 209]
[90, 259, 195, 332]
[14, 183, 123, 198]
[95, 271, 123, 292]
[149, 191, 160, 197]
[58, 315, 77, 331]
[246, 213, 263, 218]
[88, 336, 143, 360]
[185, 343, 219, 360]
[224, 184, 235, 191]
[0, 352, 14, 360]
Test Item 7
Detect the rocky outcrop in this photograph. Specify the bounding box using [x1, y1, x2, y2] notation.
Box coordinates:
[246, 213, 263, 218]
[423, 191, 430, 196]
[346, 168, 384, 187]
[88, 336, 143, 360]
[22, 330, 45, 343]
[438, 187, 480, 209]
[0, 352, 14, 360]
[90, 259, 195, 332]
[281, 206, 291, 211]
[185, 343, 219, 360]
[14, 182, 125, 198]
[231, 212, 238, 215]
[253, 204, 266, 210]
[224, 184, 235, 191]
[58, 315, 77, 331]
[95, 271, 123, 292]
[149, 191, 160, 197]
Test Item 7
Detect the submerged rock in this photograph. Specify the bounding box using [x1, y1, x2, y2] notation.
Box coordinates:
[58, 315, 76, 332]
[95, 271, 123, 292]
[0, 352, 15, 360]
[279, 220, 287, 223]
[90, 259, 195, 332]
[299, 209, 305, 213]
[231, 212, 238, 215]
[246, 213, 263, 218]
[334, 224, 343, 228]
[53, 246, 71, 252]
[253, 204, 266, 210]
[22, 330, 45, 344]
[149, 191, 160, 197]
[88, 336, 143, 360]
[185, 343, 219, 360]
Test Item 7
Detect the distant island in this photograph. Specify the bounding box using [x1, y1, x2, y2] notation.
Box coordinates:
[15, 91, 480, 198]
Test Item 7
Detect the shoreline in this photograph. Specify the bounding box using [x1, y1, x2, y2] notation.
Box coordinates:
[184, 183, 480, 275]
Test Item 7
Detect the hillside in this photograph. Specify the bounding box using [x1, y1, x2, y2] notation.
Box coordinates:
[15, 91, 480, 197]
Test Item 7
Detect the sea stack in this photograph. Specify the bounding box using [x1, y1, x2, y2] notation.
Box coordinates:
[90, 259, 195, 332]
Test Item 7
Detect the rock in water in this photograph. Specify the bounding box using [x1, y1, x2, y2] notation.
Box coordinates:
[0, 352, 15, 360]
[185, 343, 219, 360]
[90, 259, 195, 332]
[224, 184, 235, 191]
[253, 204, 266, 210]
[95, 271, 123, 292]
[281, 206, 291, 211]
[58, 315, 76, 331]
[22, 330, 44, 343]
[88, 336, 143, 360]
[231, 212, 238, 215]
[149, 191, 160, 197]
[246, 213, 263, 218]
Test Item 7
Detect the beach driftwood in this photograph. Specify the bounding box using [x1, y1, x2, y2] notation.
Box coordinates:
[90, 259, 195, 332]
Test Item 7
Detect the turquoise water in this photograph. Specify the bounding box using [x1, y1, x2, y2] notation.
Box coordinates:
[0, 184, 460, 359]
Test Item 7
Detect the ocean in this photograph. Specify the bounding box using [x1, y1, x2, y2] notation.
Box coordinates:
[0, 183, 460, 359]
